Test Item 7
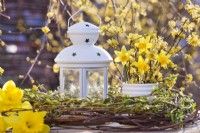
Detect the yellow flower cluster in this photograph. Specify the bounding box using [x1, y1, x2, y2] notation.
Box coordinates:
[114, 34, 173, 83]
[185, 0, 200, 23]
[68, 0, 200, 89]
[0, 81, 24, 112]
[0, 81, 50, 133]
[187, 32, 200, 47]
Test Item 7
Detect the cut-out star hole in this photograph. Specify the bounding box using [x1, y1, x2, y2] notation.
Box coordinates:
[86, 24, 89, 27]
[85, 38, 89, 43]
[97, 53, 101, 56]
[72, 53, 76, 56]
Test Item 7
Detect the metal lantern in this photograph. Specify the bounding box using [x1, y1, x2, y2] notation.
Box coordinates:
[54, 9, 112, 99]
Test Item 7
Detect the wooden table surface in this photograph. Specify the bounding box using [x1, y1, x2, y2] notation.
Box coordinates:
[50, 121, 200, 133]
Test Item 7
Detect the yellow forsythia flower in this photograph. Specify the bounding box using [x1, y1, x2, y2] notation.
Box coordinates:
[187, 32, 200, 47]
[186, 74, 193, 82]
[132, 3, 140, 10]
[148, 0, 158, 3]
[184, 54, 193, 63]
[180, 87, 185, 92]
[0, 67, 4, 76]
[0, 80, 23, 112]
[171, 28, 179, 38]
[4, 111, 50, 133]
[32, 85, 38, 91]
[31, 79, 35, 84]
[168, 20, 176, 28]
[53, 64, 59, 73]
[164, 74, 178, 89]
[128, 33, 142, 44]
[18, 75, 24, 79]
[104, 16, 110, 22]
[42, 26, 50, 33]
[0, 41, 5, 46]
[188, 93, 193, 98]
[47, 12, 54, 18]
[107, 39, 118, 47]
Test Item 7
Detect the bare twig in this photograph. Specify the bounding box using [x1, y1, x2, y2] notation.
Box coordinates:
[0, 12, 10, 19]
[20, 1, 55, 86]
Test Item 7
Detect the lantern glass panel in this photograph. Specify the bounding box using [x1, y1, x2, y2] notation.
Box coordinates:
[86, 69, 104, 99]
[63, 69, 80, 97]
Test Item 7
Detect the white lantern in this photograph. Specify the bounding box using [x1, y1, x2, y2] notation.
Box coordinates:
[54, 9, 112, 99]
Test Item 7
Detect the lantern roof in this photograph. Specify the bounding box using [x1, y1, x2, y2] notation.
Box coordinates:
[68, 22, 100, 34]
[54, 44, 112, 67]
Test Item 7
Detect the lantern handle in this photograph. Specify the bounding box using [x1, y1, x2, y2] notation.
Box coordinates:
[68, 7, 101, 28]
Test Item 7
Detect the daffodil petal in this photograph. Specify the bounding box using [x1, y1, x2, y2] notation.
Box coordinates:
[3, 115, 19, 126]
[22, 101, 32, 109]
[2, 80, 16, 90]
[121, 45, 127, 53]
[39, 124, 50, 133]
[114, 57, 120, 62]
[12, 128, 21, 133]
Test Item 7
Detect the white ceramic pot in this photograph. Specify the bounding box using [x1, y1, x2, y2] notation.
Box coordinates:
[122, 83, 158, 97]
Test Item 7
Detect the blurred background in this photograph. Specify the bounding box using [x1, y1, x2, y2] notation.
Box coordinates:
[0, 0, 200, 103]
[0, 0, 59, 89]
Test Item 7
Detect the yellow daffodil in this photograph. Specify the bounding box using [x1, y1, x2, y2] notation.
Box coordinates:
[42, 26, 50, 34]
[5, 111, 50, 133]
[0, 80, 23, 112]
[0, 67, 4, 76]
[156, 50, 171, 69]
[114, 46, 133, 65]
[133, 56, 149, 74]
[0, 116, 7, 133]
[135, 36, 152, 52]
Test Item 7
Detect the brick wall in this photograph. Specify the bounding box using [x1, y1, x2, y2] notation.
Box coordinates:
[0, 0, 59, 90]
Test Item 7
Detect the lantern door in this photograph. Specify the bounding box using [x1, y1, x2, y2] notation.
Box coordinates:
[82, 67, 108, 99]
[60, 68, 80, 97]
